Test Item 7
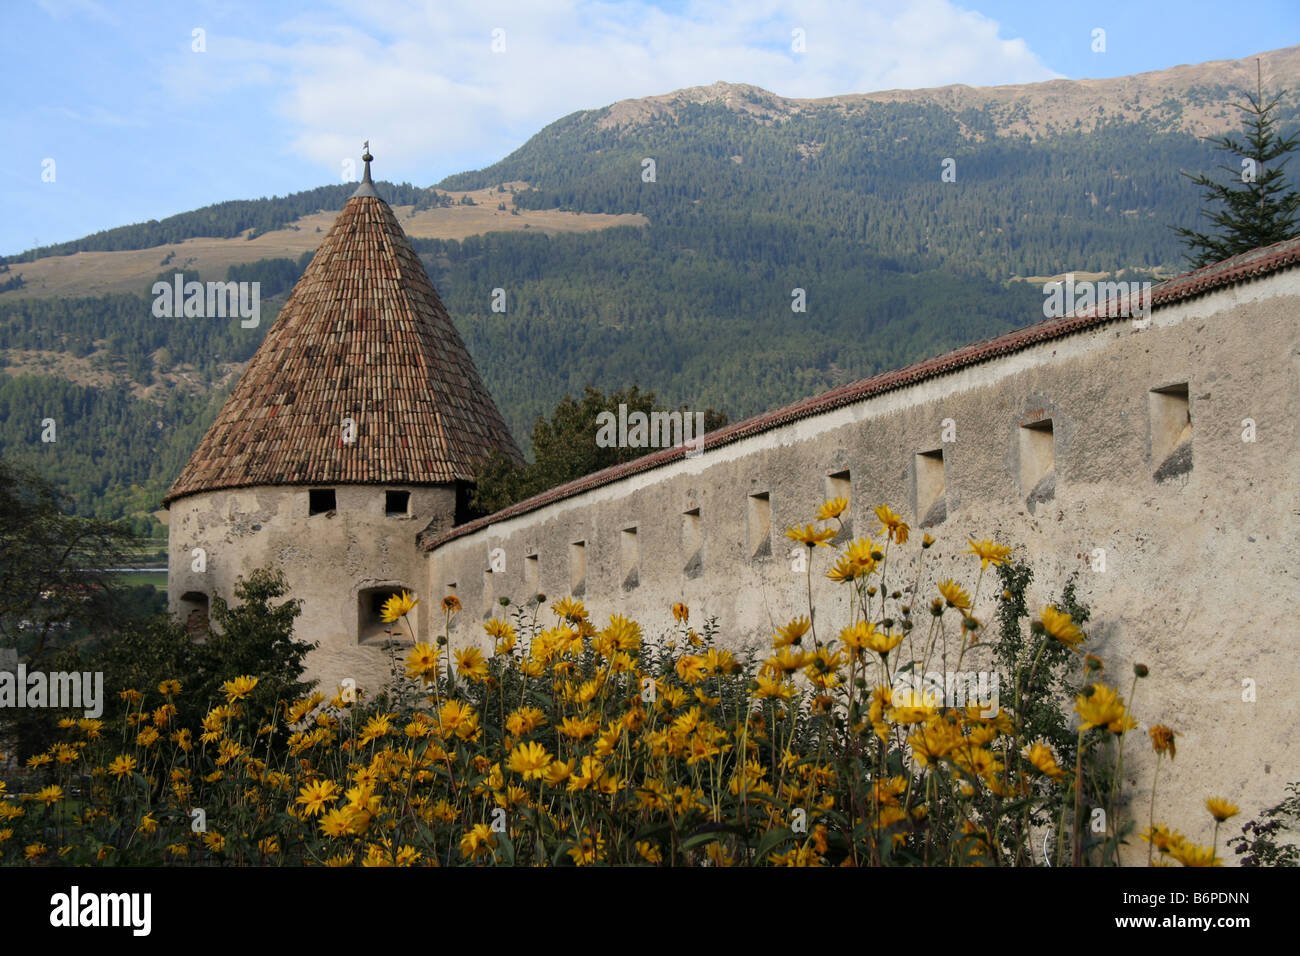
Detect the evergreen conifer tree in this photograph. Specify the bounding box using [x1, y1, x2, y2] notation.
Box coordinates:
[1174, 62, 1300, 269]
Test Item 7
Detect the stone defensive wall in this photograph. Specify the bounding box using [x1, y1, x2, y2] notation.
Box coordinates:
[423, 240, 1300, 836]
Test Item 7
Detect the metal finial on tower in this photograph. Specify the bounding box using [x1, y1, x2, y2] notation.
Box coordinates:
[352, 140, 379, 198]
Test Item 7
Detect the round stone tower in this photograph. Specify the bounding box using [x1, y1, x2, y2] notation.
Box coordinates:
[163, 150, 521, 692]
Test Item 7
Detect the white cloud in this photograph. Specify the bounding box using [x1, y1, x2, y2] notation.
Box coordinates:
[158, 0, 1061, 177]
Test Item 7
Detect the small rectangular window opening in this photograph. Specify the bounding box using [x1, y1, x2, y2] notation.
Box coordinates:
[748, 492, 772, 558]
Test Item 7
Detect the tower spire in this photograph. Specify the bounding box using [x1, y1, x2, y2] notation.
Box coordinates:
[352, 140, 379, 198]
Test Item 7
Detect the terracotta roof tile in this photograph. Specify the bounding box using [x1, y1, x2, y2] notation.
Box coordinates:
[165, 193, 521, 504]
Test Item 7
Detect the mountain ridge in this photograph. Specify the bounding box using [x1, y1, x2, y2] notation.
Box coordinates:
[4, 44, 1299, 530]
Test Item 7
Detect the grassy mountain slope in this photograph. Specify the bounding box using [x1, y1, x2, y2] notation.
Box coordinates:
[2, 46, 1298, 530]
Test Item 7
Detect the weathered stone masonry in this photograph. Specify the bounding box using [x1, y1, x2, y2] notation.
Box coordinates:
[166, 157, 1299, 853]
[422, 243, 1300, 842]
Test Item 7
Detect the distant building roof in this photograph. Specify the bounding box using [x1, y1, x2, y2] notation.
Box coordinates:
[165, 155, 521, 505]
[421, 234, 1300, 550]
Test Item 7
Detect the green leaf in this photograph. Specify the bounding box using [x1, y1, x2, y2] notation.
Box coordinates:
[754, 826, 795, 861]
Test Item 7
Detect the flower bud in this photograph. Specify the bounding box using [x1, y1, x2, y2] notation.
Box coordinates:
[1134, 663, 1149, 678]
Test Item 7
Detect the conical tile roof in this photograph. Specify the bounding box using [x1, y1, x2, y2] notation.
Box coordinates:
[164, 178, 521, 505]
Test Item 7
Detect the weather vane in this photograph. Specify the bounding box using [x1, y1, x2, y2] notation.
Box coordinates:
[361, 140, 373, 183]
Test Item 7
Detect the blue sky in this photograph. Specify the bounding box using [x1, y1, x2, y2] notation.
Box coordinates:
[2, 0, 1297, 256]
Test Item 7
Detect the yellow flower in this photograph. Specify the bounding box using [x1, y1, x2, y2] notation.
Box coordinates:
[754, 676, 795, 701]
[296, 779, 340, 817]
[845, 622, 903, 657]
[1040, 606, 1084, 648]
[551, 596, 588, 623]
[568, 756, 605, 792]
[675, 654, 707, 684]
[874, 504, 909, 544]
[1074, 684, 1137, 734]
[600, 614, 643, 652]
[319, 808, 355, 838]
[543, 759, 575, 787]
[965, 539, 1012, 569]
[505, 706, 546, 736]
[221, 675, 258, 702]
[1022, 743, 1067, 780]
[558, 715, 599, 739]
[138, 813, 158, 835]
[636, 840, 663, 864]
[1149, 724, 1176, 759]
[455, 647, 489, 683]
[1142, 823, 1185, 855]
[826, 555, 862, 582]
[441, 594, 462, 614]
[567, 832, 605, 866]
[844, 538, 878, 573]
[671, 602, 689, 623]
[380, 590, 418, 623]
[773, 616, 811, 648]
[203, 831, 226, 853]
[763, 647, 811, 675]
[405, 642, 439, 679]
[1169, 840, 1221, 867]
[394, 846, 421, 867]
[817, 497, 849, 520]
[136, 725, 160, 748]
[938, 579, 972, 610]
[784, 523, 836, 547]
[32, 784, 64, 806]
[358, 714, 392, 746]
[107, 754, 137, 780]
[24, 843, 47, 860]
[157, 679, 182, 696]
[437, 699, 480, 740]
[460, 824, 496, 860]
[507, 741, 553, 780]
[771, 845, 824, 867]
[484, 618, 517, 654]
[1205, 798, 1240, 822]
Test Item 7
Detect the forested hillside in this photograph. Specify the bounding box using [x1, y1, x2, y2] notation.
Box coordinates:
[3, 53, 1297, 531]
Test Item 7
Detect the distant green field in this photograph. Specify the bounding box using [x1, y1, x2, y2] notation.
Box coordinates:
[114, 570, 167, 591]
